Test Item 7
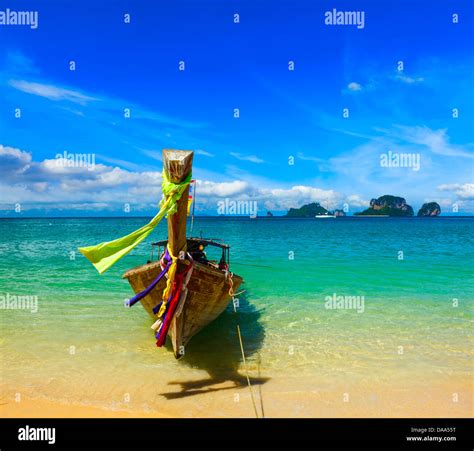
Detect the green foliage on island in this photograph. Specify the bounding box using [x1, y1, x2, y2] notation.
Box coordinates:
[286, 202, 328, 217]
[287, 196, 437, 218]
[354, 206, 412, 216]
[355, 195, 414, 217]
[417, 202, 441, 217]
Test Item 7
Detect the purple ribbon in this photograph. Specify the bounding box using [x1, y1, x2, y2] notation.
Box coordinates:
[124, 250, 172, 308]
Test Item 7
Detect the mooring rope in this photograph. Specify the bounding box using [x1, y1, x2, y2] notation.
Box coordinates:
[236, 321, 259, 419]
[228, 272, 259, 418]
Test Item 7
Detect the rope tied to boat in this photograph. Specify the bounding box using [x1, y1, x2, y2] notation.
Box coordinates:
[226, 270, 246, 299]
[226, 272, 259, 418]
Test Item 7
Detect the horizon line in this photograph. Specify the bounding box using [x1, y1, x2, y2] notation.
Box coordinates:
[0, 215, 473, 220]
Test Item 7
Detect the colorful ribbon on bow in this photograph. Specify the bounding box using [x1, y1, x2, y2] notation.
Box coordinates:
[157, 245, 179, 318]
[154, 260, 193, 347]
[124, 259, 172, 308]
[78, 171, 192, 274]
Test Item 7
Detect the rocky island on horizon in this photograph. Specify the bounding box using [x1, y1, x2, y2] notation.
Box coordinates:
[286, 202, 329, 218]
[285, 196, 441, 218]
[417, 202, 441, 217]
[355, 195, 415, 217]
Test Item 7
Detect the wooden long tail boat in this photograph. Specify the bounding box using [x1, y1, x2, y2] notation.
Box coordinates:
[123, 150, 243, 358]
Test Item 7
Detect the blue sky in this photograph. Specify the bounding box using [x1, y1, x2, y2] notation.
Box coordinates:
[0, 0, 473, 216]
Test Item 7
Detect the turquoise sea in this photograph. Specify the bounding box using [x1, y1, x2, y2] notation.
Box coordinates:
[0, 217, 473, 416]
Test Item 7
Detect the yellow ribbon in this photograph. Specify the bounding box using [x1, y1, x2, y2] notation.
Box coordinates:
[79, 171, 192, 274]
[157, 245, 179, 318]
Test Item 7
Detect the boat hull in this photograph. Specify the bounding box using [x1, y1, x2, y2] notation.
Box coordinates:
[123, 261, 243, 358]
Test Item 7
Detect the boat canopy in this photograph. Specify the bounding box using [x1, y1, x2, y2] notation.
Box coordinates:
[152, 237, 230, 250]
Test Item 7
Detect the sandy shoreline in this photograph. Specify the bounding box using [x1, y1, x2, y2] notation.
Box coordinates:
[0, 396, 167, 418]
[1, 378, 472, 418]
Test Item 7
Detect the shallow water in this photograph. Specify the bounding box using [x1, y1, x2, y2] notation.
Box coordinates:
[0, 217, 472, 415]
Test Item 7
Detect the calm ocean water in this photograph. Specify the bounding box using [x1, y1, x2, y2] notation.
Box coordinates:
[1, 217, 473, 412]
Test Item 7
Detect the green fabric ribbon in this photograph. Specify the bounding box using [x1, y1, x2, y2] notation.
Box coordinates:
[79, 171, 192, 274]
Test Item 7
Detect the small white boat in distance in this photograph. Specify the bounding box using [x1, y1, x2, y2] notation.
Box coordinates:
[315, 213, 336, 218]
[316, 199, 336, 218]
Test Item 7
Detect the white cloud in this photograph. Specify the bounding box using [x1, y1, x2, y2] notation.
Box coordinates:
[0, 144, 370, 214]
[262, 186, 341, 210]
[0, 145, 32, 170]
[438, 183, 474, 200]
[197, 180, 249, 197]
[347, 82, 362, 91]
[9, 80, 96, 105]
[229, 152, 264, 163]
[32, 182, 48, 192]
[345, 194, 370, 208]
[0, 145, 164, 206]
[6, 140, 471, 215]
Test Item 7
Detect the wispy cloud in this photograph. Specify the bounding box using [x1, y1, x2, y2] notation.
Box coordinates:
[96, 154, 146, 172]
[8, 79, 97, 105]
[330, 128, 379, 140]
[5, 74, 206, 130]
[395, 74, 424, 84]
[140, 149, 162, 161]
[4, 51, 38, 74]
[132, 108, 207, 129]
[392, 126, 474, 159]
[229, 152, 264, 163]
[297, 152, 325, 163]
[195, 149, 215, 157]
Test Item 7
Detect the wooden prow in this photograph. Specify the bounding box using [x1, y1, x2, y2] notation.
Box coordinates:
[162, 149, 193, 258]
[162, 149, 194, 358]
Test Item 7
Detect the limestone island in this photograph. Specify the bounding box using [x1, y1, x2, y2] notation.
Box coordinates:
[286, 202, 329, 217]
[286, 202, 346, 218]
[355, 195, 414, 217]
[417, 202, 441, 217]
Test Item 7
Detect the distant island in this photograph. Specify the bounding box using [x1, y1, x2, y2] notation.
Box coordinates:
[355, 195, 414, 217]
[286, 202, 328, 217]
[417, 202, 441, 217]
[286, 202, 346, 218]
[286, 196, 441, 218]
